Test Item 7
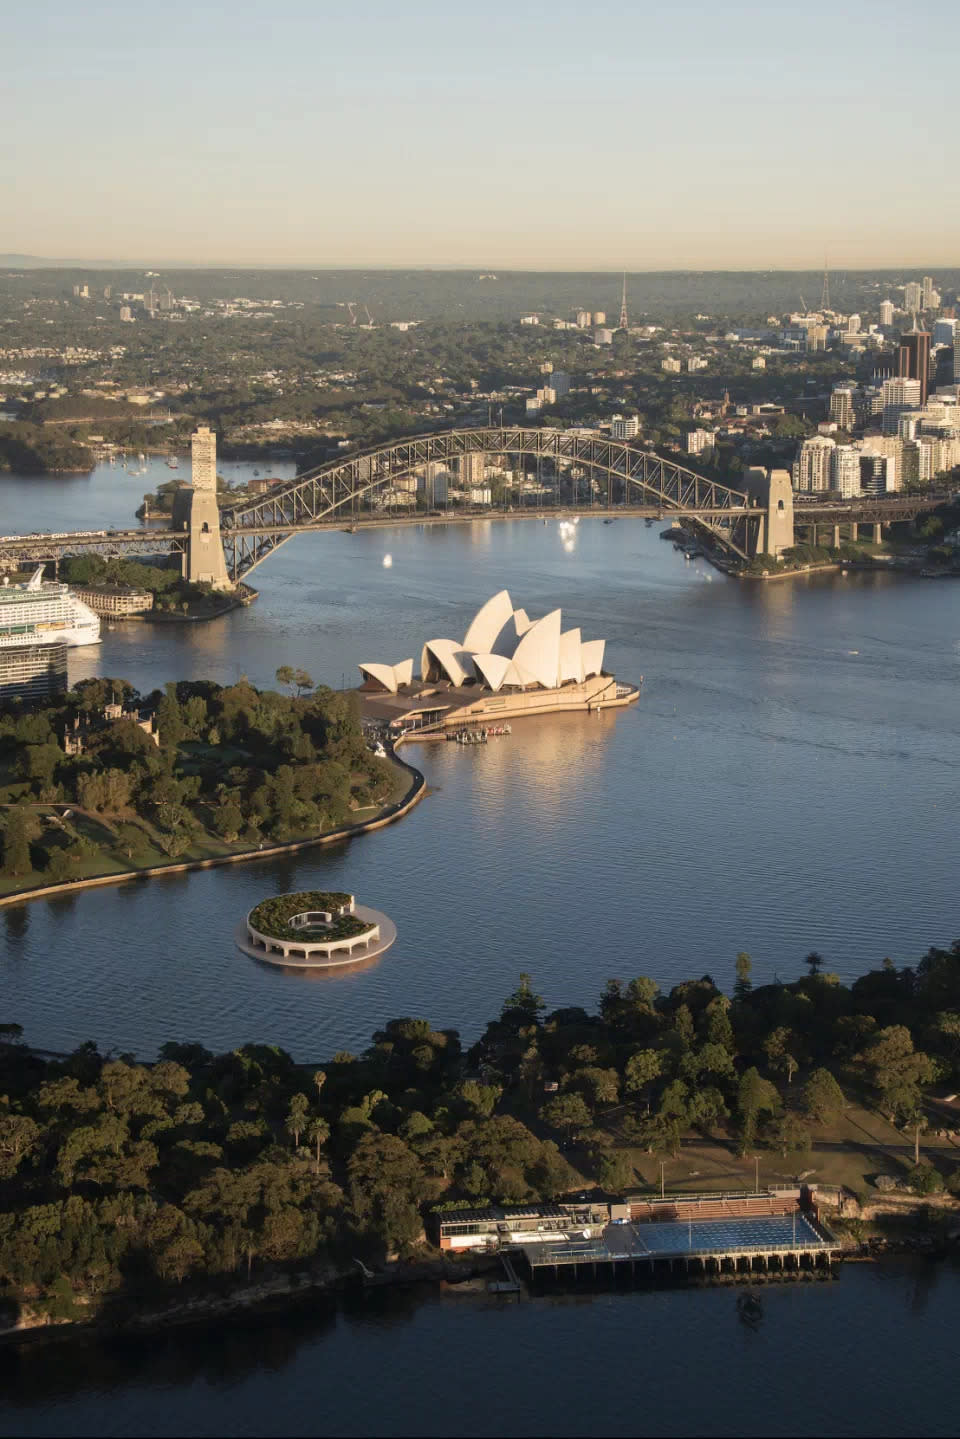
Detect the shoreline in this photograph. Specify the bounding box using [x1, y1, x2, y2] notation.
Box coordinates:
[0, 749, 424, 909]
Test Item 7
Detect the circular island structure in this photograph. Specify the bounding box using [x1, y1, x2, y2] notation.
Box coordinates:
[235, 890, 396, 969]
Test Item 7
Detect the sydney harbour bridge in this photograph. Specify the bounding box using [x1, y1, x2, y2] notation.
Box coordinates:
[0, 427, 942, 585]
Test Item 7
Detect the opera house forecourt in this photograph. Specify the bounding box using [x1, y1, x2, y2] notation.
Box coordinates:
[358, 590, 640, 737]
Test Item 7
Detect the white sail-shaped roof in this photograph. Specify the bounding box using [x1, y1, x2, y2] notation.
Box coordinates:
[512, 608, 533, 637]
[559, 628, 584, 684]
[510, 608, 562, 689]
[420, 639, 472, 687]
[472, 653, 512, 693]
[463, 589, 513, 653]
[359, 662, 411, 695]
[581, 639, 605, 678]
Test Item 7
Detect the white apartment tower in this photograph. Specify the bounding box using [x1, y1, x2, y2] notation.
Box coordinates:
[829, 386, 856, 429]
[831, 445, 862, 497]
[879, 300, 895, 326]
[792, 435, 836, 492]
[881, 377, 922, 434]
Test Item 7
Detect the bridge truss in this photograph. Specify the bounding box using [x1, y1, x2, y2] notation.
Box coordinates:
[219, 428, 758, 578]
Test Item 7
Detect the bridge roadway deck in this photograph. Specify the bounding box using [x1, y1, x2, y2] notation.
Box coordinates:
[0, 495, 939, 561]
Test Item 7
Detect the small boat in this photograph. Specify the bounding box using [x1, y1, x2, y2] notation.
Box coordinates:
[737, 1292, 763, 1327]
[166, 457, 179, 469]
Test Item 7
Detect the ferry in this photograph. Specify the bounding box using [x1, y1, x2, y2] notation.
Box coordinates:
[0, 568, 101, 649]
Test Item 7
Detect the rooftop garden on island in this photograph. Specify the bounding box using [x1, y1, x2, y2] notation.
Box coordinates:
[248, 891, 372, 943]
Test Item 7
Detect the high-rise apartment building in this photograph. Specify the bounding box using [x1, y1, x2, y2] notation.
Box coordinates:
[576, 309, 591, 329]
[829, 386, 856, 430]
[898, 326, 931, 404]
[921, 276, 938, 310]
[611, 415, 640, 440]
[592, 312, 606, 327]
[685, 428, 714, 454]
[459, 453, 486, 487]
[879, 300, 895, 326]
[882, 377, 922, 434]
[831, 445, 862, 497]
[904, 282, 922, 313]
[792, 435, 835, 492]
[550, 371, 571, 398]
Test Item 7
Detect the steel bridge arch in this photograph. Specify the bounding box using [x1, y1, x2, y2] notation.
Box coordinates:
[220, 427, 758, 579]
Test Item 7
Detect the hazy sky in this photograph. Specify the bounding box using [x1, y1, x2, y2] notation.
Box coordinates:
[3, 0, 957, 268]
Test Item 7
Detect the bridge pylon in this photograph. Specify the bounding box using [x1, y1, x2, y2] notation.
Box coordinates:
[743, 467, 794, 559]
[177, 426, 233, 590]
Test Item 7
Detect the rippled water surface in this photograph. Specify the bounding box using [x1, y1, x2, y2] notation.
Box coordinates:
[1, 463, 959, 1059]
[2, 1262, 958, 1438]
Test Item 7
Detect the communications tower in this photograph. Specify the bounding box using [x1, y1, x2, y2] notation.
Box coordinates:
[619, 272, 629, 330]
[819, 260, 830, 313]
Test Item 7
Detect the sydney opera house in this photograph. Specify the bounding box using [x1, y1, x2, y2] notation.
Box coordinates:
[358, 590, 639, 734]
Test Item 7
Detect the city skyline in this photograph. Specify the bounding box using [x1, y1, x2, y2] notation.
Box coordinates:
[4, 0, 959, 269]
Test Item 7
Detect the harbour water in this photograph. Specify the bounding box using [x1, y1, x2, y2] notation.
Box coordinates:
[1, 1261, 958, 1437]
[1, 462, 958, 1059]
[0, 461, 958, 1434]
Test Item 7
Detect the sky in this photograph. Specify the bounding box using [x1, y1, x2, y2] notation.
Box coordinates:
[3, 0, 958, 269]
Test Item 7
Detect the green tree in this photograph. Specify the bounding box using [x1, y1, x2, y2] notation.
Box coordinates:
[802, 1068, 846, 1123]
[624, 1048, 661, 1099]
[285, 1094, 310, 1148]
[734, 951, 753, 1002]
[540, 1092, 591, 1140]
[2, 807, 37, 877]
[736, 1067, 781, 1154]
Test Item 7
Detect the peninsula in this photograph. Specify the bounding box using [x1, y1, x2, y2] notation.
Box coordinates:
[0, 671, 411, 898]
[1, 942, 959, 1337]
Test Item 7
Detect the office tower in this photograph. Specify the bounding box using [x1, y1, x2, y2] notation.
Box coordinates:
[550, 371, 570, 398]
[904, 282, 922, 312]
[792, 436, 836, 491]
[860, 452, 897, 494]
[898, 325, 931, 404]
[103, 286, 112, 300]
[879, 300, 895, 326]
[933, 319, 956, 346]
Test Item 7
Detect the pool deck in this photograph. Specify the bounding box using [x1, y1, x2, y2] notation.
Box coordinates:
[524, 1214, 838, 1277]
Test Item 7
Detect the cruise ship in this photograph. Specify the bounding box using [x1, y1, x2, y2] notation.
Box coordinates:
[0, 568, 101, 649]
